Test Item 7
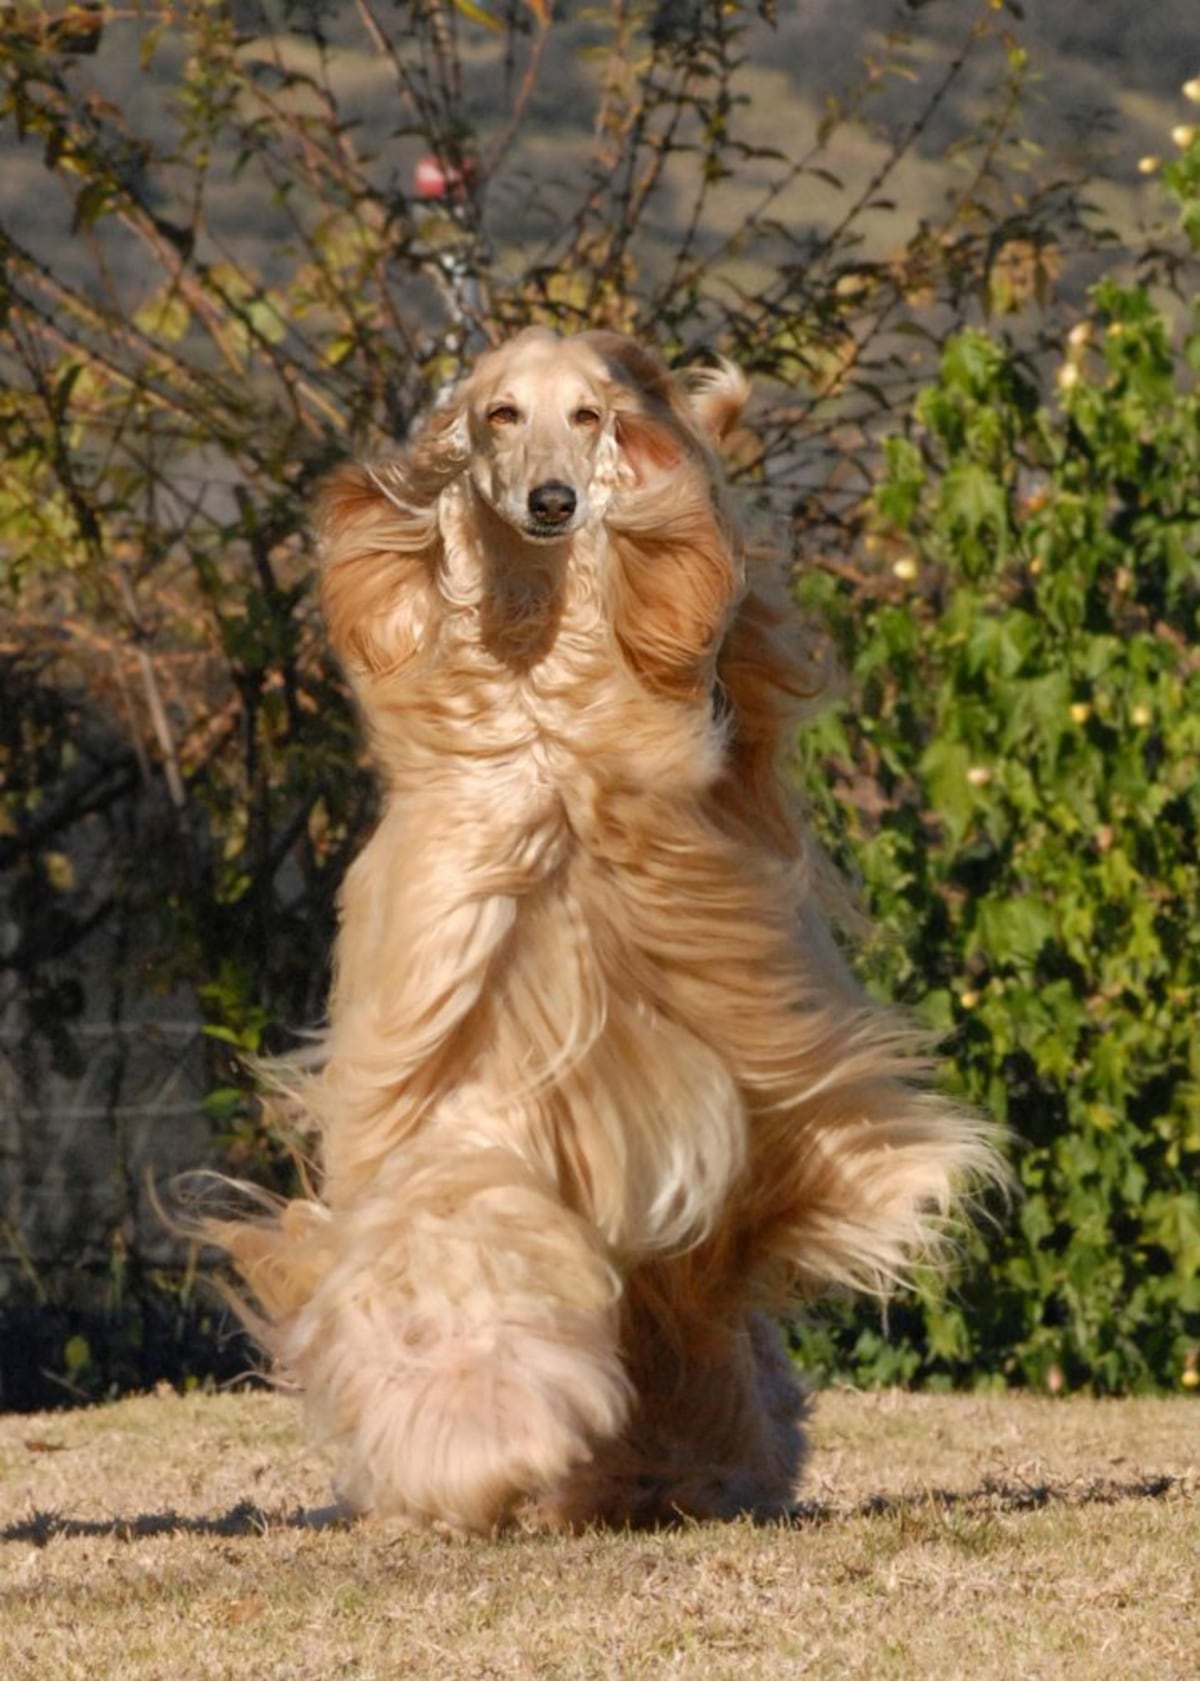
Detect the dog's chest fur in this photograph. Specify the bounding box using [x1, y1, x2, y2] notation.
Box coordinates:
[387, 493, 726, 873]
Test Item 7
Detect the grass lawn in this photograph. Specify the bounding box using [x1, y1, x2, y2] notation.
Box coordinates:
[1, 1387, 1196, 1679]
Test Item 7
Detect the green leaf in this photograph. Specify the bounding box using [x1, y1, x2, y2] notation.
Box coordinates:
[919, 738, 974, 845]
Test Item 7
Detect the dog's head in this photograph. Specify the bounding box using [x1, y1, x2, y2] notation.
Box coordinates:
[318, 329, 754, 696]
[443, 326, 749, 546]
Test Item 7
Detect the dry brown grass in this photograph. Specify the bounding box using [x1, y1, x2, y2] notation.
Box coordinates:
[2, 1387, 1196, 1680]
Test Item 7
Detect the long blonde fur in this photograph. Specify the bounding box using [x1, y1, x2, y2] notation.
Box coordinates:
[208, 327, 1001, 1532]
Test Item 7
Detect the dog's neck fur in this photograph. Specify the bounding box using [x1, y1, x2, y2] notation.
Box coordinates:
[441, 481, 575, 673]
[382, 473, 729, 791]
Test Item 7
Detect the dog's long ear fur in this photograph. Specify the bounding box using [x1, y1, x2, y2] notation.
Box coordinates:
[711, 588, 819, 858]
[585, 335, 746, 702]
[316, 402, 466, 677]
[683, 360, 750, 445]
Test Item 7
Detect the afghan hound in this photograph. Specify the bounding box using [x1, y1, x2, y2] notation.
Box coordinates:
[206, 327, 998, 1532]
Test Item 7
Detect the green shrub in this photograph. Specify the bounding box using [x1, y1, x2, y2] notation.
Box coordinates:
[793, 129, 1200, 1394]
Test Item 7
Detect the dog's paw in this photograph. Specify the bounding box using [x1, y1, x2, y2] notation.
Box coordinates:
[306, 1312, 630, 1534]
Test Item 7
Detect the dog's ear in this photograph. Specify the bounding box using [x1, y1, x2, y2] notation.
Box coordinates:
[579, 332, 690, 485]
[683, 360, 750, 444]
[407, 390, 471, 490]
[584, 332, 676, 408]
[612, 409, 688, 483]
[590, 335, 745, 700]
[313, 381, 470, 677]
[609, 505, 740, 702]
[315, 461, 441, 677]
[605, 347, 748, 481]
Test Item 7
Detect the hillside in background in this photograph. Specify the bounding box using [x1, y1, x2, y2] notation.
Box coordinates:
[2, 0, 1197, 305]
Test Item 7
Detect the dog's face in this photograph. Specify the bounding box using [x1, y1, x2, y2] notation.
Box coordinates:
[321, 329, 752, 690]
[461, 329, 615, 543]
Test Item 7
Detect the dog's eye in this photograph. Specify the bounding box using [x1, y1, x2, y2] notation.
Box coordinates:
[487, 404, 520, 427]
[572, 406, 601, 429]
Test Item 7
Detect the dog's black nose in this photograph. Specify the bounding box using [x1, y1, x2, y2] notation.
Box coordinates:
[527, 481, 577, 526]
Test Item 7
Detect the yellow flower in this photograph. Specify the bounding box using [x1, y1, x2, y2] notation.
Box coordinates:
[43, 852, 76, 893]
[1130, 703, 1152, 727]
[892, 555, 919, 583]
[1184, 76, 1200, 103]
[959, 989, 980, 1011]
[966, 765, 992, 789]
[1137, 155, 1161, 175]
[1069, 702, 1092, 725]
[1172, 124, 1198, 147]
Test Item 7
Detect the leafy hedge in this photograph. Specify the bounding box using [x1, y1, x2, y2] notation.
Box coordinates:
[793, 132, 1200, 1394]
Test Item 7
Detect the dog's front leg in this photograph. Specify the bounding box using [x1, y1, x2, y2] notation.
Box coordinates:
[281, 1135, 629, 1533]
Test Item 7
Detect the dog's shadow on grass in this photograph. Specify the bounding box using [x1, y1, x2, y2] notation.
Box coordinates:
[1, 1476, 1183, 1549]
[783, 1472, 1182, 1528]
[2, 1500, 348, 1547]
